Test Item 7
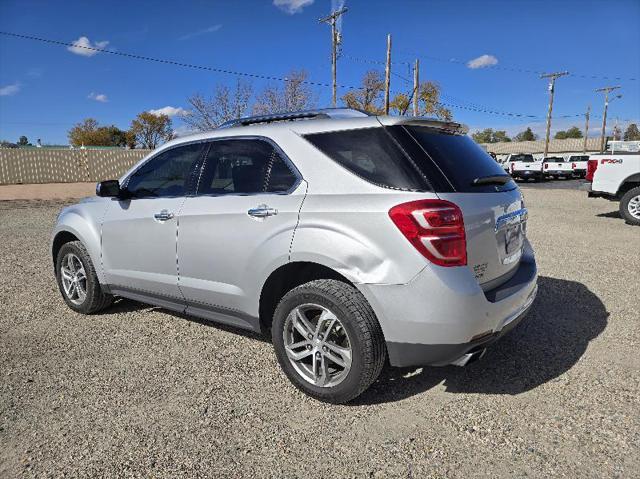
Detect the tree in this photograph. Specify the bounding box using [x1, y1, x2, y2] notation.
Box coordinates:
[343, 71, 452, 120]
[342, 70, 385, 114]
[68, 118, 128, 147]
[554, 126, 583, 139]
[623, 123, 640, 141]
[129, 112, 173, 149]
[183, 80, 253, 131]
[514, 127, 537, 142]
[17, 135, 29, 146]
[472, 128, 511, 143]
[253, 70, 316, 115]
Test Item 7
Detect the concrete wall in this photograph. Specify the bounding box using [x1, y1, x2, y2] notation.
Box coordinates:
[0, 149, 151, 185]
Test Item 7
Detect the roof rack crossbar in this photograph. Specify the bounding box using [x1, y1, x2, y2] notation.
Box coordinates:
[218, 108, 370, 129]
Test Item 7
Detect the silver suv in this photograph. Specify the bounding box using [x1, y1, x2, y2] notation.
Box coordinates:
[51, 109, 537, 403]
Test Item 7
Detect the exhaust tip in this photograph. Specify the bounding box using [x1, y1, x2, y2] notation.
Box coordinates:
[451, 348, 487, 367]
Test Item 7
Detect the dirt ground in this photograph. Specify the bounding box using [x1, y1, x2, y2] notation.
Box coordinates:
[0, 182, 95, 201]
[0, 185, 638, 478]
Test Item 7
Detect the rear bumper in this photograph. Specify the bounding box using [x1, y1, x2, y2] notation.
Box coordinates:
[512, 170, 541, 178]
[357, 240, 538, 368]
[585, 183, 617, 200]
[544, 170, 572, 177]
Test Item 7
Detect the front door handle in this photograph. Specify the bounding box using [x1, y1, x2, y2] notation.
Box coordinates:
[248, 204, 278, 218]
[154, 209, 175, 221]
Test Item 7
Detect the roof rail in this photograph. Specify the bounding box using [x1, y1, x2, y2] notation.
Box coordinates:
[217, 108, 370, 129]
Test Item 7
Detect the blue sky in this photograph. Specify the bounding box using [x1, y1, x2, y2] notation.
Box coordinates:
[0, 0, 638, 144]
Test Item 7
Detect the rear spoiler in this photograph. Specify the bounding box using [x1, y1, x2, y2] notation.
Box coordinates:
[377, 116, 469, 135]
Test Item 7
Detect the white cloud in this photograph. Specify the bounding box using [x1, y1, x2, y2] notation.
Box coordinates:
[0, 82, 20, 96]
[148, 106, 189, 117]
[467, 54, 498, 69]
[179, 24, 222, 40]
[273, 0, 314, 14]
[67, 36, 110, 57]
[88, 92, 108, 102]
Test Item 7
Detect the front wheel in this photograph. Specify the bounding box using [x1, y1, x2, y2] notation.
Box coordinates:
[620, 186, 640, 226]
[56, 241, 113, 314]
[272, 279, 386, 404]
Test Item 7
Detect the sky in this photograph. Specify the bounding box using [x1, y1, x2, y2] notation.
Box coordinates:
[0, 0, 639, 145]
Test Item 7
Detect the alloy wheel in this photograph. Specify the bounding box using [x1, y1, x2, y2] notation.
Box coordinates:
[283, 304, 352, 388]
[628, 195, 640, 220]
[60, 253, 87, 305]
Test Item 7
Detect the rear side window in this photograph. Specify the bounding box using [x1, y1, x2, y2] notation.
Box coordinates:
[400, 126, 516, 193]
[305, 128, 433, 191]
[197, 139, 297, 195]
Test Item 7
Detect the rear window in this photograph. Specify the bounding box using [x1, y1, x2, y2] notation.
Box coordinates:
[400, 126, 516, 193]
[305, 126, 516, 193]
[511, 154, 534, 162]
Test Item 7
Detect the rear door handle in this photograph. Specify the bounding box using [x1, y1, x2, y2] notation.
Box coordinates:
[154, 209, 174, 221]
[248, 204, 278, 218]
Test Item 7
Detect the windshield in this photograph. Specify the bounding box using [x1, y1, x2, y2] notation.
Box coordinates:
[511, 154, 534, 162]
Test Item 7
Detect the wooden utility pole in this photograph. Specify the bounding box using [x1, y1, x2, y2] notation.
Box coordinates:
[319, 7, 348, 108]
[541, 71, 569, 158]
[595, 86, 621, 153]
[383, 34, 392, 114]
[413, 58, 420, 116]
[583, 105, 590, 153]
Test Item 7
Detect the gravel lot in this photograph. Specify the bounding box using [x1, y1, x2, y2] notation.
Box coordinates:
[1, 187, 638, 478]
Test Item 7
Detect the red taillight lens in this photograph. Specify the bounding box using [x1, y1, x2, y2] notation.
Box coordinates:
[510, 163, 514, 173]
[544, 163, 549, 169]
[586, 159, 598, 181]
[389, 199, 467, 267]
[571, 162, 576, 169]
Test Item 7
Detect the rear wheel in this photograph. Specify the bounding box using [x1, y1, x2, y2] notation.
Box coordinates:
[620, 186, 640, 226]
[272, 279, 386, 404]
[56, 241, 113, 314]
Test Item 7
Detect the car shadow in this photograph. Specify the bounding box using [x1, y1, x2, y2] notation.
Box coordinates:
[596, 210, 621, 219]
[352, 276, 608, 405]
[102, 297, 269, 343]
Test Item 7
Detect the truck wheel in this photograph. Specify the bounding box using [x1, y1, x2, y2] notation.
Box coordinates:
[620, 186, 640, 226]
[272, 279, 386, 404]
[56, 241, 113, 314]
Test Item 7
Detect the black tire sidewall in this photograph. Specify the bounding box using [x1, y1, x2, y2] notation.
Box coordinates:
[56, 242, 97, 314]
[272, 285, 369, 403]
[620, 187, 640, 226]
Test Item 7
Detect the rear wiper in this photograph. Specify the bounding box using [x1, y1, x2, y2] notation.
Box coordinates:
[471, 175, 511, 186]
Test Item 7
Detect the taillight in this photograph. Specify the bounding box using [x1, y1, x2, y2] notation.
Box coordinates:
[388, 199, 467, 267]
[586, 159, 598, 181]
[544, 163, 549, 169]
[571, 162, 576, 169]
[510, 163, 514, 173]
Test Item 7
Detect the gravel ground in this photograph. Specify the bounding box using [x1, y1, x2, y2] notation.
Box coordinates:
[1, 188, 638, 478]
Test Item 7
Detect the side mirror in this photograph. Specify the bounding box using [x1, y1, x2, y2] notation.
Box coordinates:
[96, 180, 121, 197]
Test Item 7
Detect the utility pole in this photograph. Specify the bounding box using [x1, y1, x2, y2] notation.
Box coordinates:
[383, 34, 392, 114]
[583, 105, 590, 153]
[595, 86, 621, 152]
[319, 7, 348, 108]
[541, 71, 569, 158]
[413, 58, 419, 116]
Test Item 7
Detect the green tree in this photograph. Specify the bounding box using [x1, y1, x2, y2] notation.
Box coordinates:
[514, 127, 537, 142]
[554, 126, 583, 139]
[472, 128, 511, 143]
[68, 118, 129, 147]
[17, 135, 29, 146]
[342, 70, 385, 114]
[129, 112, 173, 149]
[623, 123, 640, 141]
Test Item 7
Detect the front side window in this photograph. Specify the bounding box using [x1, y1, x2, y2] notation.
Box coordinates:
[126, 143, 205, 198]
[197, 139, 297, 195]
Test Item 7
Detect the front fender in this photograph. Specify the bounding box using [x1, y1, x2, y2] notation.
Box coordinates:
[51, 201, 109, 283]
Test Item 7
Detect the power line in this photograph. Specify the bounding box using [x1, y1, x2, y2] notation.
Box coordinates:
[0, 31, 353, 90]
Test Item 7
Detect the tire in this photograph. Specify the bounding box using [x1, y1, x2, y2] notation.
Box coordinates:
[271, 279, 386, 404]
[56, 240, 113, 314]
[619, 186, 640, 226]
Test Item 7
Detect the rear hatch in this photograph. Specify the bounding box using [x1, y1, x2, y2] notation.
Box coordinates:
[303, 119, 527, 290]
[390, 124, 527, 289]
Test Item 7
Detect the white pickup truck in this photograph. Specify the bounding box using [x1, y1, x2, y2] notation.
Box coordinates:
[508, 154, 542, 181]
[587, 141, 640, 225]
[568, 155, 589, 178]
[542, 157, 573, 179]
